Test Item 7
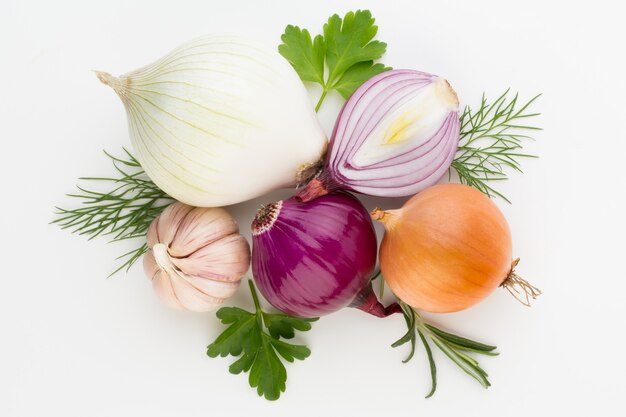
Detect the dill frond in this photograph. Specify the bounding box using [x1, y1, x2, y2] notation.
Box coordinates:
[52, 149, 173, 276]
[452, 90, 541, 203]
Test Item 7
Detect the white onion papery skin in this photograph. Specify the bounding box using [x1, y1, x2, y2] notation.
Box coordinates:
[327, 70, 460, 197]
[96, 35, 327, 207]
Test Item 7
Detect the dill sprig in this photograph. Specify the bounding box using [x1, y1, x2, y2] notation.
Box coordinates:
[52, 149, 173, 276]
[452, 90, 541, 203]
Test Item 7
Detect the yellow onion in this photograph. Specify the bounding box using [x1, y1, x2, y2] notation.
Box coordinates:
[373, 184, 540, 313]
[143, 202, 250, 311]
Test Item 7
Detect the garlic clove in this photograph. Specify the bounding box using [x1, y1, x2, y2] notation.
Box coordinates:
[156, 203, 194, 246]
[147, 245, 231, 311]
[184, 275, 241, 299]
[169, 207, 238, 257]
[172, 234, 250, 281]
[143, 249, 160, 279]
[168, 270, 224, 312]
[146, 217, 160, 248]
[152, 270, 184, 310]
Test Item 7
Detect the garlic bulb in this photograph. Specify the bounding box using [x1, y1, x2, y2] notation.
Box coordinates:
[143, 202, 250, 311]
[97, 35, 327, 207]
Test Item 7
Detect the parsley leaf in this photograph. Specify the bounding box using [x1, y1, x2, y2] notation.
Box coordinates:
[279, 25, 325, 85]
[206, 307, 256, 357]
[279, 9, 391, 111]
[333, 61, 389, 98]
[207, 281, 318, 401]
[323, 10, 388, 88]
[264, 312, 318, 339]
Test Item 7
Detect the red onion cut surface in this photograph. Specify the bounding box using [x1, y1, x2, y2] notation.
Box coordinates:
[298, 70, 460, 201]
[251, 192, 398, 318]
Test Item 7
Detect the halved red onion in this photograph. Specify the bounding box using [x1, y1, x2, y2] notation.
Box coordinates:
[251, 192, 399, 318]
[297, 69, 460, 201]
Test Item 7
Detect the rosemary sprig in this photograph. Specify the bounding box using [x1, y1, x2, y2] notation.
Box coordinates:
[393, 302, 498, 397]
[52, 149, 173, 276]
[453, 90, 541, 203]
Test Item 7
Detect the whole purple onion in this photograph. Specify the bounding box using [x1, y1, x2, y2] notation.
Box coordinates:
[251, 192, 396, 318]
[298, 69, 460, 202]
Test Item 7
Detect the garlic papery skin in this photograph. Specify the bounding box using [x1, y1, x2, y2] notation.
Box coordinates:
[97, 35, 327, 207]
[143, 202, 250, 312]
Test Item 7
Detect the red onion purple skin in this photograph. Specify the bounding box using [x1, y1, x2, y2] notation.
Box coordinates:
[297, 69, 460, 202]
[251, 192, 377, 317]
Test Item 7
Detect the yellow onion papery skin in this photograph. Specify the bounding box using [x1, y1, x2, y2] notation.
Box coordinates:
[143, 202, 250, 312]
[375, 184, 513, 313]
[97, 35, 327, 207]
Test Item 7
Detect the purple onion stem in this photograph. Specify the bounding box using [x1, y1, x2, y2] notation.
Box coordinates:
[349, 282, 401, 318]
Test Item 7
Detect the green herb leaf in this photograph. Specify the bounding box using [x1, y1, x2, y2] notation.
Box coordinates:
[332, 61, 388, 98]
[391, 308, 415, 348]
[392, 303, 417, 363]
[452, 91, 541, 202]
[248, 337, 288, 400]
[396, 302, 497, 398]
[52, 149, 173, 276]
[264, 313, 319, 340]
[279, 9, 390, 111]
[207, 281, 316, 401]
[425, 324, 497, 352]
[417, 329, 437, 398]
[207, 307, 257, 357]
[323, 10, 388, 93]
[269, 336, 311, 362]
[278, 26, 325, 85]
[431, 338, 491, 388]
[228, 352, 255, 374]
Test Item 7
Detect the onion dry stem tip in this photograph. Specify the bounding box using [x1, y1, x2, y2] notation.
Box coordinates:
[296, 177, 330, 202]
[370, 207, 386, 222]
[94, 70, 129, 99]
[371, 207, 399, 228]
[500, 258, 542, 306]
[295, 145, 327, 188]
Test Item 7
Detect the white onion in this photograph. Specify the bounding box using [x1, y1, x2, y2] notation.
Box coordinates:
[97, 35, 327, 207]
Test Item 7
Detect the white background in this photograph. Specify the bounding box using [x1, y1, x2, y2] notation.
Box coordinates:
[2, 0, 625, 416]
